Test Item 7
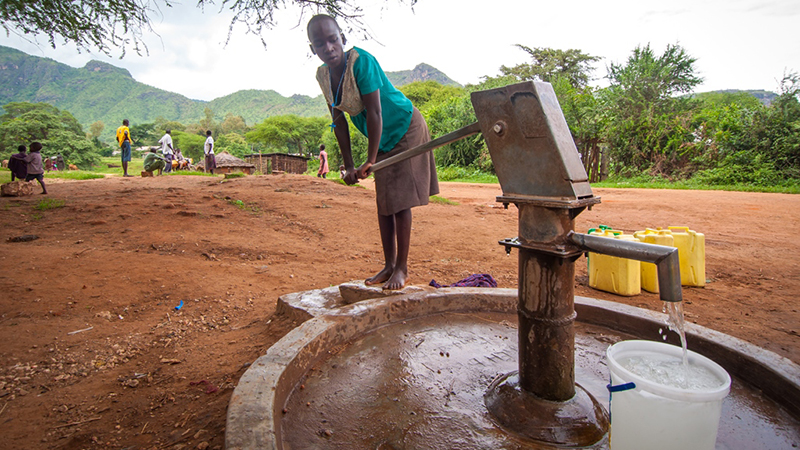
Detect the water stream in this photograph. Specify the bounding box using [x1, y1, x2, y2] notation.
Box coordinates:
[620, 301, 724, 390]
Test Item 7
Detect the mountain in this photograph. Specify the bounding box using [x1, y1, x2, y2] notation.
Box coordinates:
[711, 89, 778, 106]
[0, 45, 460, 142]
[386, 63, 460, 87]
[206, 89, 328, 126]
[0, 46, 202, 138]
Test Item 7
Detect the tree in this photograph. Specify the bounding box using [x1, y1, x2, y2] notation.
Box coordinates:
[1, 0, 416, 56]
[499, 46, 600, 88]
[199, 107, 216, 133]
[129, 122, 160, 147]
[172, 130, 206, 162]
[399, 81, 464, 112]
[216, 132, 250, 158]
[220, 113, 248, 135]
[602, 43, 703, 177]
[550, 77, 608, 181]
[246, 115, 328, 157]
[89, 121, 105, 139]
[0, 102, 101, 168]
[696, 72, 800, 185]
[154, 117, 187, 133]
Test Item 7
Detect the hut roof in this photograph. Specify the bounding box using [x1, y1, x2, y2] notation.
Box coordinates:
[243, 153, 310, 160]
[208, 152, 255, 168]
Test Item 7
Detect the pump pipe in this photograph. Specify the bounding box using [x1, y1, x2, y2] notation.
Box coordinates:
[568, 231, 683, 303]
[367, 122, 481, 174]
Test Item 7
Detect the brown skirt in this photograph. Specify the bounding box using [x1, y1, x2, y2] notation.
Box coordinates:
[374, 108, 439, 216]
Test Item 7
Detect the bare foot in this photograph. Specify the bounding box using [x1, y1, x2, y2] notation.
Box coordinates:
[365, 266, 393, 286]
[383, 269, 407, 291]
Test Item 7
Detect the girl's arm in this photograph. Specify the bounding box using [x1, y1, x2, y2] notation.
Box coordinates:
[331, 106, 358, 184]
[357, 90, 382, 179]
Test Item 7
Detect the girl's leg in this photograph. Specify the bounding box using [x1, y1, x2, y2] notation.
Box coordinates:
[383, 208, 411, 290]
[365, 213, 396, 286]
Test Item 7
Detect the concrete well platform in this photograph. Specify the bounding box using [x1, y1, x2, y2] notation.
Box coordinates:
[226, 283, 800, 449]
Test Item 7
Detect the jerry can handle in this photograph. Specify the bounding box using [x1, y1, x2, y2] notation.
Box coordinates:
[607, 382, 636, 393]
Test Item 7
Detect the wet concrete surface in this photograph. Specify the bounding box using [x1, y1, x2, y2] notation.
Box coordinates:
[280, 311, 800, 450]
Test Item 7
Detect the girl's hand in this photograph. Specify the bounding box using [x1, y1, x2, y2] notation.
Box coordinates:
[356, 161, 373, 180]
[343, 168, 360, 185]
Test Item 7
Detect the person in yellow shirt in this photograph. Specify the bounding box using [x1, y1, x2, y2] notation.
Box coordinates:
[116, 119, 134, 177]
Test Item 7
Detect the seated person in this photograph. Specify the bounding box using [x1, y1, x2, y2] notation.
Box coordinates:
[174, 148, 190, 170]
[143, 148, 166, 175]
[44, 157, 53, 172]
[8, 145, 27, 181]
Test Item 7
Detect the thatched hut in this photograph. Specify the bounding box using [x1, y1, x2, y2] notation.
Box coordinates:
[244, 153, 309, 175]
[195, 152, 256, 175]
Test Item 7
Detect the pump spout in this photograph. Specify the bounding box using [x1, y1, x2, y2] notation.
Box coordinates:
[568, 231, 683, 302]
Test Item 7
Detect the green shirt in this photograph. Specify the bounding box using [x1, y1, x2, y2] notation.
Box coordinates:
[143, 152, 165, 172]
[349, 47, 413, 153]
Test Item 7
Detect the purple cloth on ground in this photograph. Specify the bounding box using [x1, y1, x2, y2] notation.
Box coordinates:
[429, 274, 498, 288]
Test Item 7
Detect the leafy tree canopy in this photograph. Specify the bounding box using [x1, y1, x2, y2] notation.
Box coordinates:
[606, 43, 702, 117]
[0, 101, 100, 167]
[1, 0, 417, 56]
[220, 113, 248, 135]
[399, 81, 465, 112]
[500, 46, 600, 88]
[216, 132, 250, 158]
[172, 130, 206, 162]
[246, 115, 328, 157]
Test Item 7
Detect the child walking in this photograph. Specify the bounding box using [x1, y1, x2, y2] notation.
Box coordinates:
[24, 142, 47, 194]
[307, 14, 439, 290]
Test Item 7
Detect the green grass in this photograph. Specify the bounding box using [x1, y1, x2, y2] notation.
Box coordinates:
[224, 197, 260, 213]
[430, 195, 459, 205]
[593, 176, 800, 194]
[35, 198, 65, 210]
[167, 170, 217, 177]
[437, 166, 499, 183]
[4, 158, 797, 194]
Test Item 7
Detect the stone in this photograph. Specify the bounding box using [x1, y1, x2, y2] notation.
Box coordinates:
[1, 181, 35, 197]
[338, 280, 426, 304]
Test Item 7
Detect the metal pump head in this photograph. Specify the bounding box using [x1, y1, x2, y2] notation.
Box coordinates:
[471, 81, 594, 204]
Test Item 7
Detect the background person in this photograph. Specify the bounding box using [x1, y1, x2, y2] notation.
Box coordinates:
[8, 145, 27, 181]
[143, 148, 166, 175]
[158, 129, 174, 173]
[116, 119, 134, 177]
[204, 130, 216, 174]
[317, 144, 329, 178]
[23, 141, 47, 194]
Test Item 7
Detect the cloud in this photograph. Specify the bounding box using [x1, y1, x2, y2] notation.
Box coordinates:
[0, 0, 797, 100]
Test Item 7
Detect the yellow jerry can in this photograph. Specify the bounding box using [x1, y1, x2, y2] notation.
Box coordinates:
[668, 226, 706, 287]
[587, 229, 641, 296]
[633, 229, 675, 293]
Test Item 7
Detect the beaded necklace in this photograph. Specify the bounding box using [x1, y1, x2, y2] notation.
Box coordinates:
[329, 50, 349, 130]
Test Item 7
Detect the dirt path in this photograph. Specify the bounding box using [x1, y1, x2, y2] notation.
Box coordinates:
[1, 174, 798, 449]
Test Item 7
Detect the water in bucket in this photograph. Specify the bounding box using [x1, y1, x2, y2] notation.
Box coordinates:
[606, 340, 731, 450]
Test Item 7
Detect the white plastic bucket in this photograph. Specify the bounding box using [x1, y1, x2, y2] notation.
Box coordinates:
[606, 340, 731, 450]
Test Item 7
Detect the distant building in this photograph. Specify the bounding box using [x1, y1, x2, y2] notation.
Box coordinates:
[244, 153, 309, 175]
[196, 152, 256, 175]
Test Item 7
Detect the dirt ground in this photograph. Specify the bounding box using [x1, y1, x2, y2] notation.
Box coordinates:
[0, 174, 798, 450]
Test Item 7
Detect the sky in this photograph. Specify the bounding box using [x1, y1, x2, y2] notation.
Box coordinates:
[1, 0, 798, 102]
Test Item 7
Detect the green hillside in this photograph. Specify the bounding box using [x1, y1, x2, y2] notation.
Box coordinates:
[0, 45, 460, 142]
[207, 89, 327, 126]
